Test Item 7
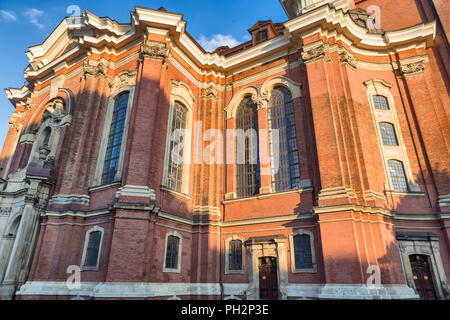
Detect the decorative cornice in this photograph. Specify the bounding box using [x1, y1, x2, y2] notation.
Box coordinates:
[398, 55, 429, 76]
[109, 70, 137, 92]
[301, 43, 329, 64]
[115, 185, 156, 200]
[141, 41, 170, 61]
[83, 61, 109, 79]
[400, 62, 425, 76]
[49, 194, 90, 207]
[338, 48, 358, 70]
[200, 85, 220, 100]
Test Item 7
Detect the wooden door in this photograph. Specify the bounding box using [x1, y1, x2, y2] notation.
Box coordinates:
[409, 255, 437, 300]
[259, 256, 278, 300]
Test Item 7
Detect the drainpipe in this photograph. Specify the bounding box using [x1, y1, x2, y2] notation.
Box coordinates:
[219, 74, 228, 300]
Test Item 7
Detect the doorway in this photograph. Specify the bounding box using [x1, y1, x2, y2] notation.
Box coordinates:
[258, 256, 278, 300]
[409, 254, 437, 300]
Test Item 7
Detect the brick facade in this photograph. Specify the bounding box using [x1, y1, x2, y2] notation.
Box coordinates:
[0, 1, 449, 300]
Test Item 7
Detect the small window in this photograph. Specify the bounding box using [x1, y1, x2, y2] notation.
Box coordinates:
[388, 159, 409, 192]
[379, 122, 398, 146]
[373, 95, 390, 110]
[165, 235, 180, 270]
[229, 240, 243, 271]
[255, 29, 268, 43]
[293, 234, 313, 269]
[83, 230, 102, 268]
[101, 92, 129, 185]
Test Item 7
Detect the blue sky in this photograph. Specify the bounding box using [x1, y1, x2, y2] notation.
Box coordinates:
[0, 0, 288, 150]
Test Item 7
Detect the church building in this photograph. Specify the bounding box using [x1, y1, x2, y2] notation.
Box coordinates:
[0, 0, 449, 300]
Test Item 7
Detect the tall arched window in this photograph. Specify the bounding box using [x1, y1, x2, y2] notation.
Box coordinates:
[101, 91, 130, 185]
[268, 86, 300, 192]
[293, 234, 313, 270]
[388, 159, 409, 192]
[373, 95, 390, 110]
[379, 122, 398, 146]
[236, 96, 260, 198]
[166, 101, 188, 193]
[229, 239, 243, 271]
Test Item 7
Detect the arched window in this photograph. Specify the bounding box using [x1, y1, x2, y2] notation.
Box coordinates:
[236, 96, 260, 198]
[101, 92, 130, 185]
[388, 159, 409, 192]
[83, 229, 102, 268]
[373, 95, 390, 110]
[42, 127, 52, 146]
[229, 240, 243, 271]
[268, 86, 300, 192]
[293, 234, 313, 269]
[165, 235, 181, 270]
[379, 122, 398, 146]
[166, 101, 188, 193]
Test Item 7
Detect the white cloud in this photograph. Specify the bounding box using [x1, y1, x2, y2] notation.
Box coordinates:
[0, 10, 17, 22]
[242, 34, 252, 41]
[24, 8, 45, 29]
[197, 34, 242, 52]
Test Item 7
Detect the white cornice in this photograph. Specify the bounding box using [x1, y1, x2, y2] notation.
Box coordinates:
[284, 5, 436, 50]
[10, 5, 437, 92]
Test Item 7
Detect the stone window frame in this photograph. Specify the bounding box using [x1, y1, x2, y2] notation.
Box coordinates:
[398, 237, 449, 299]
[92, 85, 135, 188]
[163, 230, 182, 273]
[80, 226, 104, 271]
[288, 229, 317, 273]
[224, 235, 246, 274]
[161, 80, 195, 198]
[364, 79, 421, 195]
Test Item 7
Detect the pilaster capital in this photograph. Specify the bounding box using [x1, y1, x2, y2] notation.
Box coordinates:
[141, 41, 170, 61]
[301, 42, 330, 64]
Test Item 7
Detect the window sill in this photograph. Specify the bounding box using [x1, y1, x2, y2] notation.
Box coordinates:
[89, 182, 121, 193]
[291, 268, 317, 274]
[385, 190, 424, 197]
[163, 268, 181, 274]
[81, 266, 99, 272]
[223, 187, 313, 205]
[160, 186, 191, 201]
[225, 270, 245, 275]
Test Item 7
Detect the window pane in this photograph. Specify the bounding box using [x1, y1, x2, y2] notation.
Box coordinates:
[229, 240, 243, 271]
[268, 87, 300, 192]
[166, 102, 187, 193]
[84, 231, 101, 267]
[373, 95, 390, 110]
[165, 235, 180, 269]
[294, 234, 313, 269]
[379, 122, 398, 146]
[236, 96, 260, 198]
[388, 160, 408, 192]
[101, 92, 129, 185]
